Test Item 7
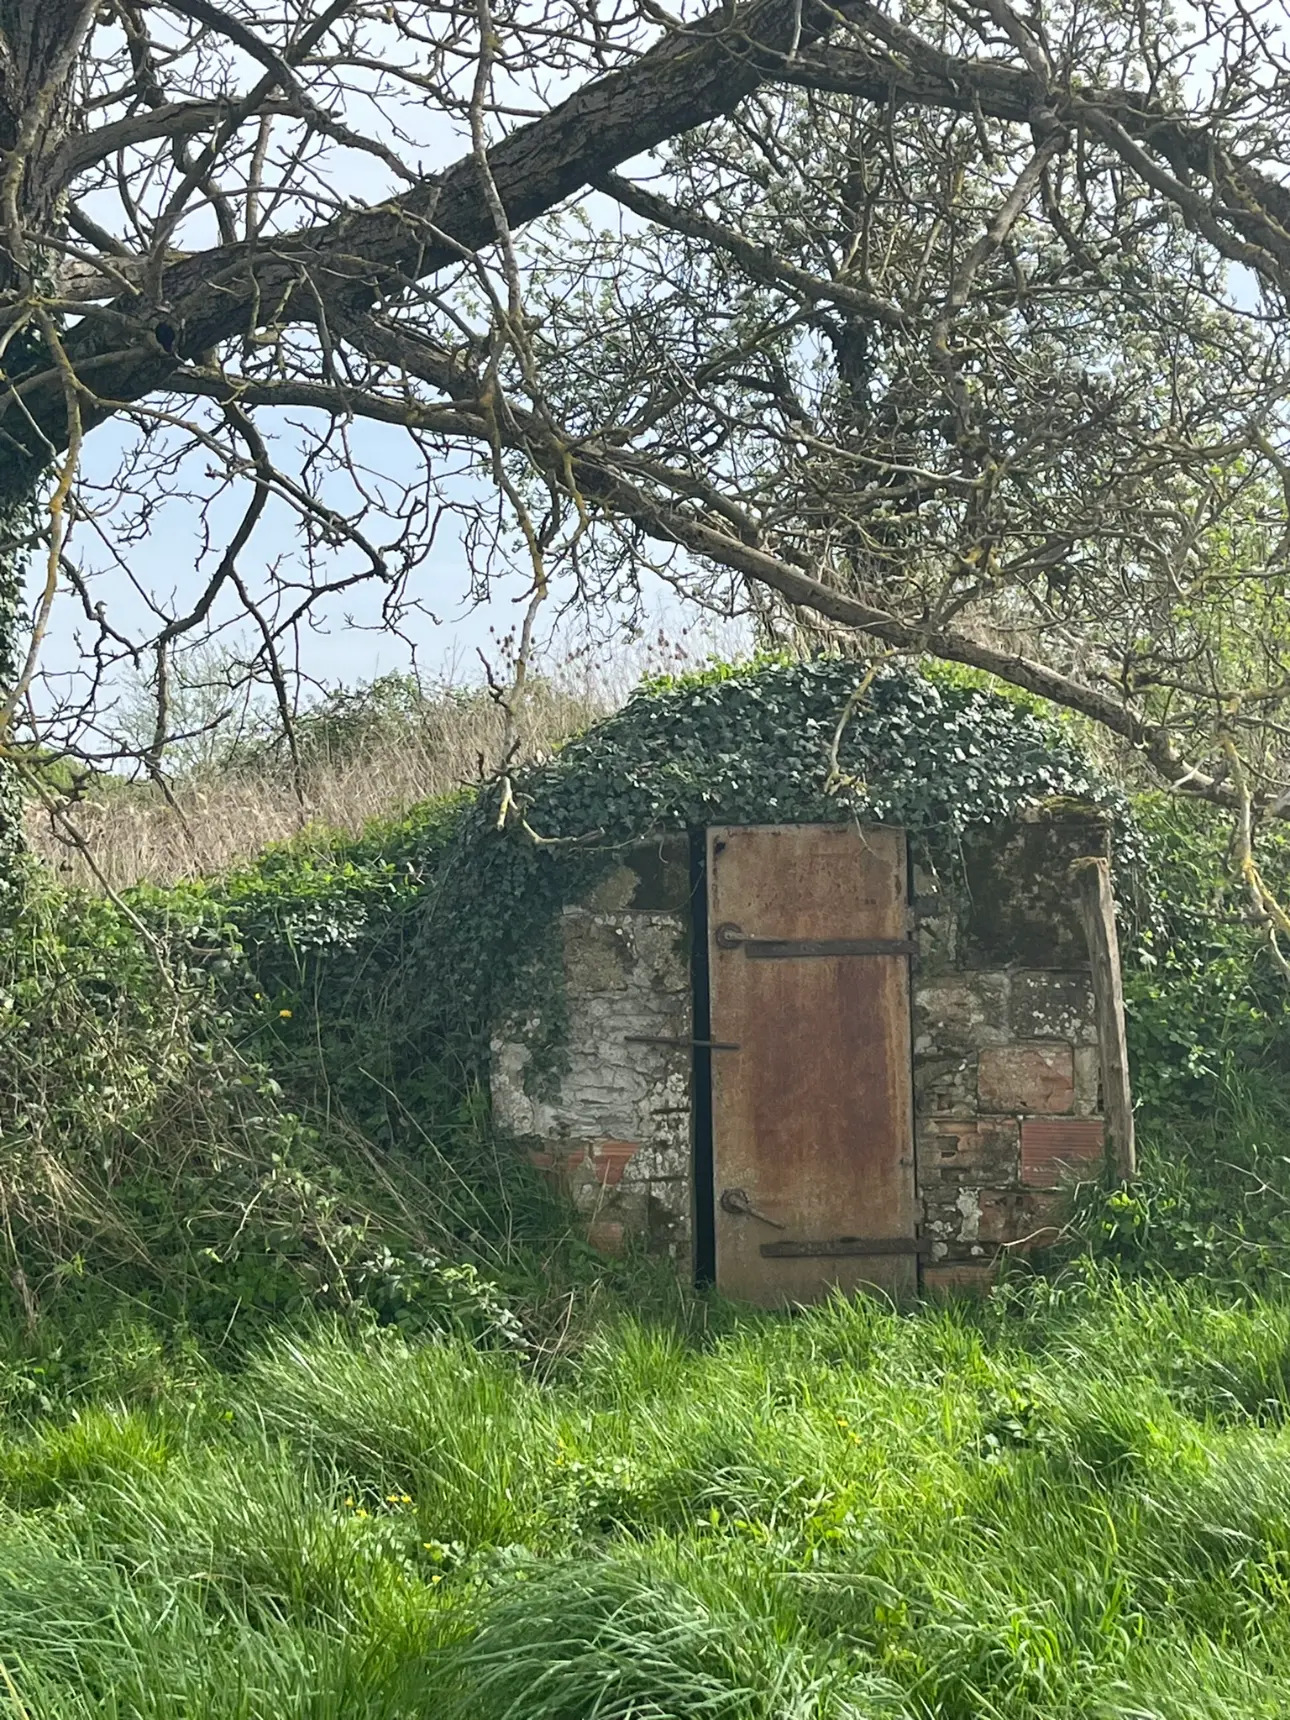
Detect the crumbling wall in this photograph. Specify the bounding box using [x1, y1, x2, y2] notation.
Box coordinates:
[913, 807, 1111, 1296]
[490, 810, 1115, 1288]
[490, 840, 694, 1256]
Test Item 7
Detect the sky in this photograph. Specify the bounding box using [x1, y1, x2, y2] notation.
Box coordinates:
[29, 10, 723, 748]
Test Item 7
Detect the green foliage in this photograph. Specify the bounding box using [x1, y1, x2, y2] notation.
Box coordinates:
[2, 655, 1130, 1333]
[0, 836, 539, 1345]
[1077, 795, 1290, 1283]
[389, 657, 1120, 1089]
[229, 671, 436, 773]
[31, 653, 1290, 1334]
[1124, 796, 1290, 1112]
[2, 1272, 1290, 1714]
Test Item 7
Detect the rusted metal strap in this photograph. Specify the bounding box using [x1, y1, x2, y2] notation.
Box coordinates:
[759, 1237, 932, 1258]
[714, 922, 916, 959]
[624, 1035, 741, 1051]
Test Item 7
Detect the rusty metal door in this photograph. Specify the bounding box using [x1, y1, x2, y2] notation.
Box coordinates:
[707, 824, 917, 1305]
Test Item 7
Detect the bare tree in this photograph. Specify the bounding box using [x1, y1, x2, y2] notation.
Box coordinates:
[6, 0, 1290, 933]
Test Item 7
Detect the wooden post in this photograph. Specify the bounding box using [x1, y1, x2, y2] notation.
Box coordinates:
[1073, 857, 1135, 1180]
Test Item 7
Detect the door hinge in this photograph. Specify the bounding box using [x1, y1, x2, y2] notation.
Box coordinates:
[759, 1236, 931, 1259]
[719, 1187, 786, 1228]
[714, 922, 916, 959]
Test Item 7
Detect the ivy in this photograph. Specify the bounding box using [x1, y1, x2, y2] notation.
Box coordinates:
[0, 490, 36, 919]
[0, 655, 1161, 1324]
[9, 655, 1129, 1147]
[385, 657, 1128, 1094]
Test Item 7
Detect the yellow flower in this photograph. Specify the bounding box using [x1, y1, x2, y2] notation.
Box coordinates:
[278, 1008, 293, 1019]
[344, 1496, 354, 1507]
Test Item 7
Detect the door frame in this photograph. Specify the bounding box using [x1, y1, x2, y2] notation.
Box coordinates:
[689, 821, 919, 1295]
[688, 825, 717, 1286]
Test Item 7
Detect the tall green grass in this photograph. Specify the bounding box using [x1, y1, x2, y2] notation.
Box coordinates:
[0, 1272, 1289, 1715]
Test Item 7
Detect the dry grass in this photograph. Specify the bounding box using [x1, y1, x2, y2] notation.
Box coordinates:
[27, 677, 611, 891]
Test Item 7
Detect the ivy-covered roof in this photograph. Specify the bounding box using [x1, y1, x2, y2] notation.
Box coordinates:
[496, 656, 1107, 847]
[403, 658, 1120, 1080]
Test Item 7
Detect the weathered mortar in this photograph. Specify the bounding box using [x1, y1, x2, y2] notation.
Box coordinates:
[491, 841, 695, 1256]
[491, 811, 1113, 1289]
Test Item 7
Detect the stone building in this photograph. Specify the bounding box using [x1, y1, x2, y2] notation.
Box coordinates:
[491, 748, 1128, 1304]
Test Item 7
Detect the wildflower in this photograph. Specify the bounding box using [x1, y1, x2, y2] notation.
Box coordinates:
[278, 1008, 293, 1019]
[344, 1496, 354, 1508]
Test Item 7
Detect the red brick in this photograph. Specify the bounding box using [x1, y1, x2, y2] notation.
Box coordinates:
[590, 1140, 638, 1186]
[972, 1189, 1031, 1244]
[978, 1043, 1074, 1113]
[1013, 1188, 1071, 1248]
[1020, 1118, 1104, 1188]
[923, 1116, 1020, 1179]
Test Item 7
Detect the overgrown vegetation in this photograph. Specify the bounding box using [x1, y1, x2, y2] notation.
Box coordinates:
[4, 659, 1290, 1715]
[5, 658, 1128, 1334]
[25, 671, 608, 890]
[0, 1271, 1289, 1715]
[6, 655, 1290, 1321]
[1090, 797, 1290, 1283]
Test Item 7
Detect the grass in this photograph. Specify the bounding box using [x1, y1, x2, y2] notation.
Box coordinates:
[10, 670, 1290, 1714]
[25, 673, 610, 892]
[2, 1268, 1290, 1715]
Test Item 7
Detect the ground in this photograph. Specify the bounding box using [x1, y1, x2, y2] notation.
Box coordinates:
[2, 1264, 1290, 1717]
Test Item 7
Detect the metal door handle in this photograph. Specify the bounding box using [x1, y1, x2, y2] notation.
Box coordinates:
[719, 1187, 786, 1228]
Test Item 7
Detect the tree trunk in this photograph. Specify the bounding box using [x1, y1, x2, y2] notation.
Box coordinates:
[0, 0, 91, 908]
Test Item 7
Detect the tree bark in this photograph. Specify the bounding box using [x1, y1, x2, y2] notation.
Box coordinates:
[0, 0, 91, 904]
[0, 0, 906, 471]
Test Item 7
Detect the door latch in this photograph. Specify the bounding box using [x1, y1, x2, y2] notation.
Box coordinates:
[719, 1187, 786, 1228]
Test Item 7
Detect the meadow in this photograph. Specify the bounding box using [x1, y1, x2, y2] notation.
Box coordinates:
[2, 1269, 1290, 1717]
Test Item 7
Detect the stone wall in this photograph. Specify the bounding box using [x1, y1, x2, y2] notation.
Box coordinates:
[490, 809, 1114, 1288]
[913, 807, 1110, 1295]
[490, 842, 694, 1257]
